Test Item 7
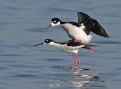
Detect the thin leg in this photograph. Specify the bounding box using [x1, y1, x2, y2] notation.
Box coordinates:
[73, 53, 80, 69]
[74, 40, 95, 55]
[73, 53, 80, 74]
[86, 47, 95, 55]
[73, 53, 78, 67]
[75, 53, 80, 68]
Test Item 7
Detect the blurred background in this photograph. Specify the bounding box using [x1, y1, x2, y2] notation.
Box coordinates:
[0, 0, 121, 89]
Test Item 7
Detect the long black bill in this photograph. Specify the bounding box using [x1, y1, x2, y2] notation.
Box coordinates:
[46, 24, 51, 29]
[33, 43, 44, 46]
[40, 24, 51, 30]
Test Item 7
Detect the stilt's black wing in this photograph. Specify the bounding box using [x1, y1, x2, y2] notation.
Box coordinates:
[89, 19, 110, 38]
[77, 12, 91, 23]
[77, 12, 110, 38]
[67, 40, 83, 46]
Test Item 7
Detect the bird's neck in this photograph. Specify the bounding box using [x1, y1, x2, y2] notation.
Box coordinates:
[48, 42, 62, 48]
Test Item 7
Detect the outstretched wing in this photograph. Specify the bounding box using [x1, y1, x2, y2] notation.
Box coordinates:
[89, 19, 109, 38]
[77, 12, 110, 38]
[77, 12, 91, 23]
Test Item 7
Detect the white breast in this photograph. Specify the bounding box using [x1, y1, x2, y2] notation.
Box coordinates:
[59, 44, 85, 54]
[47, 42, 84, 54]
[62, 23, 92, 43]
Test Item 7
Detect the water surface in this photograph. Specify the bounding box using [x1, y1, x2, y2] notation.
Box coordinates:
[0, 0, 121, 89]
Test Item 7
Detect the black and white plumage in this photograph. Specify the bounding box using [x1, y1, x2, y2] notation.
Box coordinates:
[77, 12, 109, 37]
[34, 39, 95, 68]
[49, 12, 109, 43]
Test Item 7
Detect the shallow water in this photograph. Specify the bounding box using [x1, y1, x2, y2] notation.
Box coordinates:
[0, 0, 121, 89]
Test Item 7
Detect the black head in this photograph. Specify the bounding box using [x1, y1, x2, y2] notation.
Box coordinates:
[51, 18, 61, 23]
[50, 18, 61, 26]
[34, 39, 54, 46]
[44, 39, 53, 44]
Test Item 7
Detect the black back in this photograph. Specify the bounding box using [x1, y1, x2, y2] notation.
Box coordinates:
[67, 40, 83, 46]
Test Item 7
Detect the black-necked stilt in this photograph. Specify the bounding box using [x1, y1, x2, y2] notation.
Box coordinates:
[34, 39, 96, 69]
[48, 12, 109, 43]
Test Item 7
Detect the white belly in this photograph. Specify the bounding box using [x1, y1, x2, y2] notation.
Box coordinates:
[63, 23, 92, 43]
[59, 44, 83, 54]
[68, 27, 92, 43]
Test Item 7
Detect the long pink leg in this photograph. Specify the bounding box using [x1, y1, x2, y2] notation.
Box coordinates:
[73, 53, 78, 67]
[86, 47, 95, 55]
[74, 40, 95, 55]
[75, 53, 80, 68]
[73, 53, 80, 69]
[73, 53, 81, 74]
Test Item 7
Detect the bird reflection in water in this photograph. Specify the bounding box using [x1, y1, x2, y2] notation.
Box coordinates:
[48, 72, 105, 89]
[48, 65, 106, 89]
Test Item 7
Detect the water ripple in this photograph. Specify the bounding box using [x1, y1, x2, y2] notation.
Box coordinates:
[0, 0, 121, 89]
[12, 74, 39, 78]
[41, 58, 64, 62]
[25, 27, 49, 33]
[0, 53, 25, 57]
[94, 40, 121, 44]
